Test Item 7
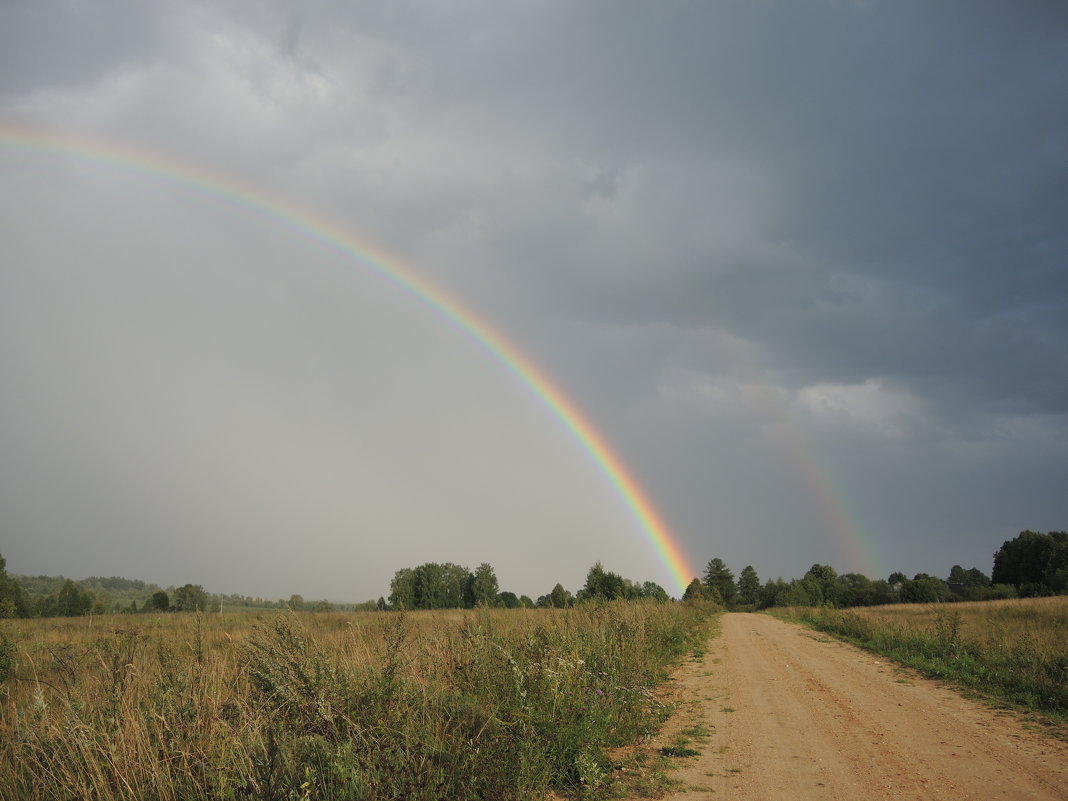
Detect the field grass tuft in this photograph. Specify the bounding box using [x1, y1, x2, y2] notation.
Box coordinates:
[0, 601, 716, 800]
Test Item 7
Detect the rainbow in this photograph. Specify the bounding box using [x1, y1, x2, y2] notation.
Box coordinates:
[0, 122, 698, 594]
[736, 367, 882, 579]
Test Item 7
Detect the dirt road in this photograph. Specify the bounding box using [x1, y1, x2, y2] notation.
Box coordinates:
[648, 613, 1067, 800]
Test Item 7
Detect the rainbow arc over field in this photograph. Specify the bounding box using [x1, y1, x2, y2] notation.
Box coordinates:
[0, 122, 698, 594]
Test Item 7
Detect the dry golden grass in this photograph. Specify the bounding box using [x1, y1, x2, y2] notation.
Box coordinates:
[835, 596, 1068, 660]
[0, 602, 716, 800]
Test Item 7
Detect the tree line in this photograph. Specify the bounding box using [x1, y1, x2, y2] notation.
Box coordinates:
[384, 560, 670, 611]
[0, 562, 225, 618]
[684, 529, 1067, 610]
[0, 556, 364, 619]
[2, 529, 1062, 619]
[0, 555, 672, 619]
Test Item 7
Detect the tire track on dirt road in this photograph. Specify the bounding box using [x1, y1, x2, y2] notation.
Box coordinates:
[645, 613, 1067, 800]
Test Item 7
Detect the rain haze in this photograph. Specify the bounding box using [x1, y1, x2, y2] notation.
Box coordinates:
[1, 2, 1066, 601]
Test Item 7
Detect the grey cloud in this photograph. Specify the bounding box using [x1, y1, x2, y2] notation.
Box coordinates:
[1, 1, 1065, 596]
[0, 2, 190, 98]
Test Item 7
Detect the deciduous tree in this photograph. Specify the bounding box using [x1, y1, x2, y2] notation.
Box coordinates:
[682, 578, 709, 601]
[641, 581, 670, 602]
[582, 562, 625, 600]
[469, 563, 500, 607]
[992, 531, 1068, 594]
[0, 554, 29, 618]
[57, 580, 92, 617]
[549, 583, 571, 608]
[173, 584, 209, 612]
[389, 568, 416, 610]
[149, 590, 170, 611]
[801, 564, 839, 606]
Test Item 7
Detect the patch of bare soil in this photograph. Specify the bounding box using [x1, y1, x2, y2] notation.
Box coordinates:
[638, 612, 1068, 800]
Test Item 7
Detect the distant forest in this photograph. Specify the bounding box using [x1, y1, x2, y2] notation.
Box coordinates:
[0, 530, 1064, 620]
[0, 563, 349, 619]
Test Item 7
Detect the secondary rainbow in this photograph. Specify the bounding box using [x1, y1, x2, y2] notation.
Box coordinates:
[734, 367, 882, 579]
[0, 122, 698, 594]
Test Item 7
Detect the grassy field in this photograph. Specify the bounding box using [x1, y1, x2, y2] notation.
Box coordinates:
[0, 602, 715, 800]
[769, 596, 1068, 727]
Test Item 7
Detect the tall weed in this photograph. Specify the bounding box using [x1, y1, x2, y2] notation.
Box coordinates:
[0, 602, 714, 800]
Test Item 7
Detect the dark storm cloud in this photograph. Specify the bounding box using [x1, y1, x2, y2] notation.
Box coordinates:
[446, 1, 1068, 422]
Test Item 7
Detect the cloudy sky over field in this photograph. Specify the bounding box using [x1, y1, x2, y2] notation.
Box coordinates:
[1, 1, 1066, 600]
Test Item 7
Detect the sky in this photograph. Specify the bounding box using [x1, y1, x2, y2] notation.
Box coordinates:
[1, 1, 1066, 602]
